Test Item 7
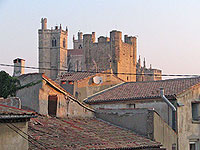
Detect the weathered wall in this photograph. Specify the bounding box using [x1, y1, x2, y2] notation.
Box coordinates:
[39, 79, 93, 117]
[95, 109, 152, 138]
[176, 84, 200, 150]
[0, 122, 28, 150]
[95, 109, 177, 150]
[75, 74, 123, 101]
[92, 99, 173, 128]
[17, 73, 93, 118]
[16, 74, 42, 112]
[153, 111, 177, 150]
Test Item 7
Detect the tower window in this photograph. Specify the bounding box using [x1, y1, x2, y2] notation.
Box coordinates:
[63, 39, 66, 48]
[52, 38, 57, 47]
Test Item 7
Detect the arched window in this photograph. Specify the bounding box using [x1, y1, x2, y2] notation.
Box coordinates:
[52, 38, 57, 47]
[54, 40, 56, 47]
[63, 39, 65, 48]
[52, 40, 54, 47]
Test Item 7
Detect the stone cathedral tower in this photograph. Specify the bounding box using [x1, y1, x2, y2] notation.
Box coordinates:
[38, 18, 68, 80]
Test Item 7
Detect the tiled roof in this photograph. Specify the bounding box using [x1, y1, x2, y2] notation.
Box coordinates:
[60, 72, 96, 81]
[28, 115, 161, 150]
[0, 97, 21, 108]
[0, 104, 35, 119]
[84, 77, 200, 104]
[68, 49, 83, 56]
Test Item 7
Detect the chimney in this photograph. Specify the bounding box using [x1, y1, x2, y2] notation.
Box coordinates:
[13, 58, 25, 77]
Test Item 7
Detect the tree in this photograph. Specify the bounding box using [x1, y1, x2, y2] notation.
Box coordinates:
[0, 71, 20, 98]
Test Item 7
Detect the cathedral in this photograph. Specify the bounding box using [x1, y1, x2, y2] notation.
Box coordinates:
[38, 18, 162, 81]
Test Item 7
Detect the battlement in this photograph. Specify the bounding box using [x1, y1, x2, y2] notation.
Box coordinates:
[98, 36, 110, 43]
[124, 35, 137, 45]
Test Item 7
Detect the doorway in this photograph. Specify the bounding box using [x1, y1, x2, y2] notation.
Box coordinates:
[48, 95, 57, 116]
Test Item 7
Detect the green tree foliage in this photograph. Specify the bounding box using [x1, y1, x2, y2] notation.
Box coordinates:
[0, 71, 20, 98]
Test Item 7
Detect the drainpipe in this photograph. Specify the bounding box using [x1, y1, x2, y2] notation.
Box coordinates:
[160, 88, 176, 131]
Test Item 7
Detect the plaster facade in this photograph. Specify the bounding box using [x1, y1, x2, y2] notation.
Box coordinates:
[91, 99, 173, 128]
[0, 122, 28, 150]
[60, 73, 124, 102]
[95, 109, 177, 150]
[176, 84, 200, 150]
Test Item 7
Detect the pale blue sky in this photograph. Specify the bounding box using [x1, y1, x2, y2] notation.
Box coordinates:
[0, 0, 200, 76]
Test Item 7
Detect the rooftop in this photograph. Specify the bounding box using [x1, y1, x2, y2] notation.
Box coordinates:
[60, 72, 97, 81]
[0, 104, 36, 120]
[84, 77, 200, 104]
[28, 115, 161, 150]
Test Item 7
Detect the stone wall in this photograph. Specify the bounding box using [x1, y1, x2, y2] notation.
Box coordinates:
[38, 18, 68, 80]
[83, 30, 137, 82]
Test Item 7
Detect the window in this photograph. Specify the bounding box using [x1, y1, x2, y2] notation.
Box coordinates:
[52, 40, 54, 47]
[63, 39, 65, 48]
[192, 103, 200, 121]
[190, 141, 199, 150]
[52, 38, 56, 47]
[127, 104, 135, 108]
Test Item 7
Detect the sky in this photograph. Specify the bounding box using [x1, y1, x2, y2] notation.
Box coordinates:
[0, 0, 200, 77]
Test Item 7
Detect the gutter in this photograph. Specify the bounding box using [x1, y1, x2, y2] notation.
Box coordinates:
[160, 88, 176, 111]
[160, 88, 177, 131]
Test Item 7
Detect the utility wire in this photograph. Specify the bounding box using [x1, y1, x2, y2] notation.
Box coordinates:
[4, 122, 42, 149]
[10, 122, 49, 149]
[0, 115, 48, 149]
[0, 63, 200, 77]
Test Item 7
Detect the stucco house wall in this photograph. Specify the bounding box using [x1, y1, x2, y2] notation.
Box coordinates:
[0, 122, 28, 150]
[95, 109, 177, 150]
[176, 84, 200, 150]
[16, 73, 42, 112]
[92, 99, 173, 128]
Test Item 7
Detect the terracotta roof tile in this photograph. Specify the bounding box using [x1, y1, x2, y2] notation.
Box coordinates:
[28, 115, 161, 149]
[85, 77, 200, 104]
[0, 104, 35, 119]
[60, 72, 96, 81]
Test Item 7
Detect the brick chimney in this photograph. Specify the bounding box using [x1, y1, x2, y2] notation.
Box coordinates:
[13, 58, 25, 77]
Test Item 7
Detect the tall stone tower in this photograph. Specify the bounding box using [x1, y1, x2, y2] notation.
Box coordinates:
[38, 18, 68, 80]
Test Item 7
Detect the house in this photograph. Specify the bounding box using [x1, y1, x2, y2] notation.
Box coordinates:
[28, 114, 164, 150]
[0, 104, 36, 150]
[58, 71, 124, 101]
[84, 77, 200, 150]
[16, 73, 93, 118]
